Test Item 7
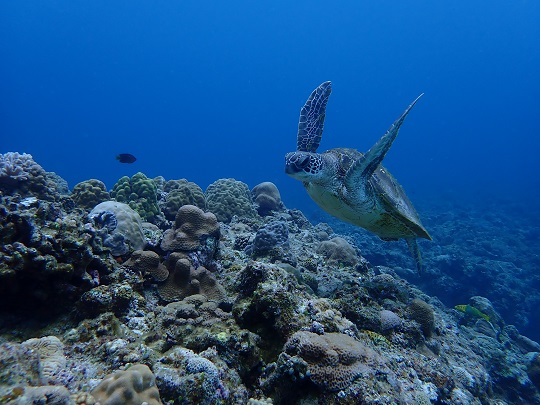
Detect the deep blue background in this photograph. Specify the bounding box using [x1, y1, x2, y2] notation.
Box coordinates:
[2, 0, 539, 210]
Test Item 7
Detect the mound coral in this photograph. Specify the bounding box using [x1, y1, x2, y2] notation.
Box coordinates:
[71, 179, 111, 210]
[88, 201, 146, 256]
[205, 178, 257, 223]
[20, 336, 66, 385]
[110, 172, 160, 221]
[161, 178, 206, 221]
[161, 205, 220, 252]
[91, 364, 161, 405]
[251, 182, 283, 215]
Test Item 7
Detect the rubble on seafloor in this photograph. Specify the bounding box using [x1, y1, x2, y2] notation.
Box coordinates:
[1, 153, 540, 404]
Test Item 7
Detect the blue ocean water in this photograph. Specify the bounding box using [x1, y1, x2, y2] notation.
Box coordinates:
[1, 1, 540, 335]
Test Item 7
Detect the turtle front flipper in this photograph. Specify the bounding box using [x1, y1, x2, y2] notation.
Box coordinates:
[297, 81, 332, 152]
[406, 237, 424, 274]
[344, 94, 423, 190]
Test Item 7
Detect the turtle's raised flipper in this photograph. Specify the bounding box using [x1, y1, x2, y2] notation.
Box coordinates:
[345, 94, 423, 189]
[297, 81, 332, 152]
[406, 238, 423, 274]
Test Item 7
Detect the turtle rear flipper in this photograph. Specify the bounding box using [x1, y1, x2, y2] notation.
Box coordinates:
[344, 94, 423, 191]
[406, 238, 424, 275]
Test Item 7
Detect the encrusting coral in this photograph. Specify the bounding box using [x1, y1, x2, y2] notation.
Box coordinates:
[123, 250, 169, 282]
[158, 252, 227, 302]
[282, 330, 389, 392]
[161, 204, 220, 251]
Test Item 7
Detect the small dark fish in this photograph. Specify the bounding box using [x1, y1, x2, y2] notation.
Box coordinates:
[116, 153, 137, 164]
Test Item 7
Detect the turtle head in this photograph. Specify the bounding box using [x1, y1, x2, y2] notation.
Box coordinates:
[285, 151, 324, 181]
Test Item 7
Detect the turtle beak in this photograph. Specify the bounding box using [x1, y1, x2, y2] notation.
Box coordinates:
[285, 152, 307, 175]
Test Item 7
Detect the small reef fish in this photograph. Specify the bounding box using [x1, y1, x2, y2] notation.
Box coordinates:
[455, 304, 491, 322]
[116, 153, 137, 164]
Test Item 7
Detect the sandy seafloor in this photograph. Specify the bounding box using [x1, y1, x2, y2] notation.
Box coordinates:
[1, 151, 540, 405]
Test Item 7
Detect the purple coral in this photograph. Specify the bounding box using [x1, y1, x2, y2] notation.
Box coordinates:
[0, 152, 35, 184]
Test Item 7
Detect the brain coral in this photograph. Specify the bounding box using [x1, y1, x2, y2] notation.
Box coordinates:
[408, 298, 435, 338]
[379, 309, 402, 331]
[284, 331, 386, 392]
[161, 179, 206, 221]
[161, 205, 220, 251]
[110, 172, 160, 221]
[71, 179, 111, 210]
[205, 178, 257, 223]
[91, 364, 162, 405]
[317, 237, 358, 266]
[0, 152, 63, 201]
[20, 336, 66, 385]
[251, 182, 283, 215]
[157, 253, 227, 302]
[89, 201, 146, 256]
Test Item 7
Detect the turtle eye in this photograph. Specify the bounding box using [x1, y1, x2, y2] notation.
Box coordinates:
[296, 154, 310, 169]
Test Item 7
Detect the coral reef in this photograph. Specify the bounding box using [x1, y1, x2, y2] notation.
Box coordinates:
[251, 182, 283, 216]
[71, 179, 111, 210]
[110, 172, 161, 221]
[205, 178, 258, 223]
[1, 154, 540, 405]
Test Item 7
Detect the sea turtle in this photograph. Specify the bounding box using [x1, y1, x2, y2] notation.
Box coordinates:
[285, 81, 431, 273]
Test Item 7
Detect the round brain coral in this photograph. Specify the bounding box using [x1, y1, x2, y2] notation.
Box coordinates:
[161, 205, 220, 251]
[317, 237, 358, 266]
[251, 181, 283, 215]
[205, 178, 257, 223]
